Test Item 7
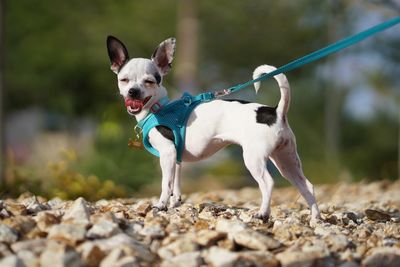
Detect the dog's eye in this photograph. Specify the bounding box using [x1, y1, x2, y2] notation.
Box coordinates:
[119, 78, 129, 83]
[144, 79, 156, 85]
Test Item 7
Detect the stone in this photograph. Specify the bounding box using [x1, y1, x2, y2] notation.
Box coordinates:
[11, 238, 48, 255]
[21, 196, 48, 214]
[215, 219, 246, 235]
[198, 203, 229, 220]
[0, 242, 13, 257]
[365, 209, 391, 222]
[0, 207, 11, 218]
[0, 224, 18, 244]
[99, 248, 125, 267]
[40, 242, 84, 267]
[233, 229, 281, 251]
[327, 234, 350, 252]
[338, 262, 359, 267]
[2, 215, 36, 235]
[362, 247, 400, 267]
[35, 211, 61, 232]
[63, 197, 91, 226]
[205, 246, 239, 267]
[123, 222, 143, 239]
[276, 247, 334, 267]
[158, 236, 199, 259]
[93, 233, 155, 263]
[48, 223, 87, 245]
[4, 202, 27, 216]
[77, 242, 106, 267]
[0, 255, 25, 267]
[161, 251, 202, 267]
[140, 224, 165, 239]
[195, 229, 226, 246]
[87, 220, 121, 239]
[134, 201, 152, 216]
[238, 251, 279, 267]
[99, 248, 139, 267]
[272, 220, 313, 241]
[47, 197, 65, 208]
[16, 250, 38, 267]
[90, 212, 119, 224]
[111, 256, 139, 267]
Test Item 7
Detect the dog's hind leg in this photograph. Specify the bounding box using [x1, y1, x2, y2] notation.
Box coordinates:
[242, 147, 274, 221]
[270, 139, 321, 224]
[170, 163, 182, 208]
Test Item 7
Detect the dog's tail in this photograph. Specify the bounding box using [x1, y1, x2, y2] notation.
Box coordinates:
[253, 64, 290, 118]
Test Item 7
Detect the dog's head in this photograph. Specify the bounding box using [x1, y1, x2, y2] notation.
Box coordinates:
[107, 36, 176, 118]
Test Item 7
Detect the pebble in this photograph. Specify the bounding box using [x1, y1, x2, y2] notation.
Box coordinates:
[0, 255, 25, 267]
[134, 201, 152, 216]
[195, 230, 226, 246]
[365, 209, 392, 222]
[0, 224, 18, 244]
[233, 229, 281, 250]
[161, 251, 202, 267]
[0, 180, 400, 266]
[62, 197, 91, 226]
[40, 242, 84, 267]
[48, 223, 87, 245]
[87, 220, 121, 239]
[362, 247, 400, 267]
[77, 242, 106, 267]
[205, 246, 239, 267]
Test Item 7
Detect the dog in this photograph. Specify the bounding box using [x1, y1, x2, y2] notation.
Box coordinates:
[106, 36, 321, 223]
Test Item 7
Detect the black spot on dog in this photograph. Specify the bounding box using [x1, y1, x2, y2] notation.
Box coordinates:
[156, 125, 174, 141]
[223, 99, 251, 104]
[154, 72, 162, 84]
[256, 106, 277, 126]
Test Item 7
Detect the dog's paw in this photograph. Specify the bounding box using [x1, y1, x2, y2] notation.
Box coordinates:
[169, 196, 182, 208]
[152, 203, 168, 212]
[309, 216, 324, 228]
[253, 212, 270, 222]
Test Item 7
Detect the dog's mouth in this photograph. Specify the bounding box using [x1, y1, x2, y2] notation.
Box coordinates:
[125, 96, 152, 115]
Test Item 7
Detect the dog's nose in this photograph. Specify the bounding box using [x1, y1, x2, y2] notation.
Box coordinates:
[128, 88, 141, 99]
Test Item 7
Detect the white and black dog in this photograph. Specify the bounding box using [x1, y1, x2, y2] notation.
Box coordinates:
[107, 36, 321, 224]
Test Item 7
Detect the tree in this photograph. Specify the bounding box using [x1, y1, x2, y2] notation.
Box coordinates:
[0, 0, 4, 184]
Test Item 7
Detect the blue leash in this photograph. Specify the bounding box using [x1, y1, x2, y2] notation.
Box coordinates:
[210, 16, 400, 98]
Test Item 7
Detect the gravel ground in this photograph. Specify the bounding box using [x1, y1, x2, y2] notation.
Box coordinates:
[0, 180, 399, 267]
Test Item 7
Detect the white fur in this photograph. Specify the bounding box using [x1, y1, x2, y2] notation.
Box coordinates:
[108, 38, 321, 223]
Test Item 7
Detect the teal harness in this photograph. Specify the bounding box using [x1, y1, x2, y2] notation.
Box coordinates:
[137, 92, 215, 162]
[134, 17, 399, 162]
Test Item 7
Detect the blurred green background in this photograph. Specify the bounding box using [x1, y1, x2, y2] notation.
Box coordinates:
[0, 0, 399, 200]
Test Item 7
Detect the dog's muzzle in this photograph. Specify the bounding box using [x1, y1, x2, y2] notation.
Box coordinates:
[125, 96, 152, 115]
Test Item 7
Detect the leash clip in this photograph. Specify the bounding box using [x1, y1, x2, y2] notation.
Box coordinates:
[214, 88, 231, 98]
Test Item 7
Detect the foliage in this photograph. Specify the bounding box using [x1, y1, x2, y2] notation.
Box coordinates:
[2, 149, 127, 201]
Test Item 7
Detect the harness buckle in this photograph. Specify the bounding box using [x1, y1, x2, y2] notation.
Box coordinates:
[182, 95, 192, 106]
[150, 102, 162, 113]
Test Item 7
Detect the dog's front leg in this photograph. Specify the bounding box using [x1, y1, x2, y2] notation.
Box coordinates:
[149, 129, 177, 211]
[170, 163, 182, 208]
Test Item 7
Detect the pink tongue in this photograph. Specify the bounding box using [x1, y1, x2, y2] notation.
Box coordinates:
[125, 99, 143, 110]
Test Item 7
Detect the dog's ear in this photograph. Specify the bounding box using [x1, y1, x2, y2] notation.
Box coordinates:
[151, 38, 176, 75]
[107, 36, 129, 74]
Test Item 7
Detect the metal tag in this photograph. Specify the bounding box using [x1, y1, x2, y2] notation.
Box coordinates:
[128, 125, 144, 150]
[128, 138, 144, 149]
